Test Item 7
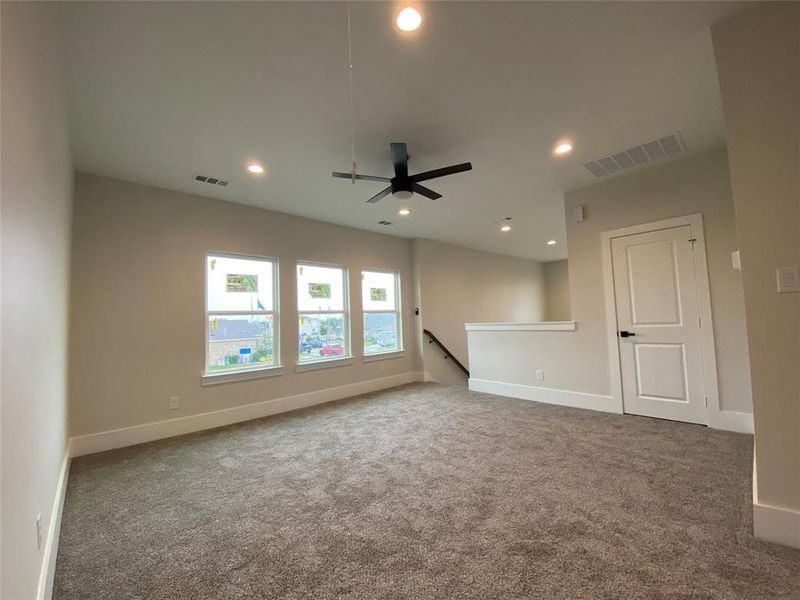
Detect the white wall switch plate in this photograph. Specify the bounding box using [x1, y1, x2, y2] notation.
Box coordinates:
[776, 267, 800, 293]
[168, 396, 180, 410]
[731, 250, 741, 271]
[36, 513, 43, 550]
[573, 205, 585, 223]
[535, 369, 544, 381]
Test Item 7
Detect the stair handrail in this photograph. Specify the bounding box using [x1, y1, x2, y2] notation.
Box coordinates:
[422, 329, 470, 377]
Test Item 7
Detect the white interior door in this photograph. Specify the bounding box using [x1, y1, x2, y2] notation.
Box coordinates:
[611, 225, 708, 425]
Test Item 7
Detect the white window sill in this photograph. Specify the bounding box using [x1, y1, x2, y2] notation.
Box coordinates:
[296, 356, 354, 373]
[202, 365, 284, 386]
[465, 321, 577, 332]
[363, 350, 405, 362]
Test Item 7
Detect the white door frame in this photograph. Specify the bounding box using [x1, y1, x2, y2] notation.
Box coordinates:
[600, 213, 721, 425]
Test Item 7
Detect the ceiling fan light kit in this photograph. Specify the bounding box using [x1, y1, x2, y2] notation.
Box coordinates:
[332, 142, 472, 204]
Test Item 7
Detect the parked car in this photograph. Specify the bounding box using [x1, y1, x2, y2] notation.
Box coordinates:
[320, 345, 344, 356]
[300, 336, 323, 353]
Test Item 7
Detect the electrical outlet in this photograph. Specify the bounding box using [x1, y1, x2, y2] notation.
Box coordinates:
[168, 396, 180, 410]
[536, 369, 544, 381]
[36, 513, 43, 550]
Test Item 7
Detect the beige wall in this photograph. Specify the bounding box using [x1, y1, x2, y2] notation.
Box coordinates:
[566, 147, 752, 413]
[69, 176, 551, 434]
[69, 174, 419, 437]
[712, 4, 800, 511]
[544, 260, 571, 321]
[413, 238, 545, 386]
[470, 148, 753, 415]
[0, 3, 74, 598]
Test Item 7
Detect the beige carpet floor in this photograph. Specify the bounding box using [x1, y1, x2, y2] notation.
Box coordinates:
[53, 383, 800, 599]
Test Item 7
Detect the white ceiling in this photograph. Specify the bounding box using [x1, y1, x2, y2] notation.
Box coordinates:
[58, 1, 746, 261]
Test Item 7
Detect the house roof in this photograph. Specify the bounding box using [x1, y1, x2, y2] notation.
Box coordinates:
[209, 319, 268, 342]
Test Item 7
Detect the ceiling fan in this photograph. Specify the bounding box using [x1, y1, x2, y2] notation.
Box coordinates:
[332, 142, 472, 203]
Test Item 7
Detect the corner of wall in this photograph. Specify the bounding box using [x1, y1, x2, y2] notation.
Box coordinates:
[38, 451, 71, 600]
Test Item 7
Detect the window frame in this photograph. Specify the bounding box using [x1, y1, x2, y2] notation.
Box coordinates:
[361, 268, 404, 358]
[296, 260, 352, 367]
[203, 251, 281, 382]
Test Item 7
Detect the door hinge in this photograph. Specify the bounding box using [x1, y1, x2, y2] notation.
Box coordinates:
[689, 238, 697, 248]
[704, 396, 708, 407]
[698, 316, 702, 328]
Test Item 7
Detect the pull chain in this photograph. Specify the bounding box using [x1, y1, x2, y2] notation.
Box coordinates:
[347, 1, 357, 183]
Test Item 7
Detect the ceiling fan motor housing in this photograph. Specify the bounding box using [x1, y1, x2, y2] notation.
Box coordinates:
[391, 178, 414, 199]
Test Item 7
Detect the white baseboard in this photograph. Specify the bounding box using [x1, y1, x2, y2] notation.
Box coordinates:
[470, 379, 754, 433]
[37, 450, 70, 600]
[753, 501, 800, 549]
[70, 372, 425, 457]
[423, 371, 436, 383]
[709, 409, 754, 434]
[468, 378, 621, 414]
[752, 453, 800, 549]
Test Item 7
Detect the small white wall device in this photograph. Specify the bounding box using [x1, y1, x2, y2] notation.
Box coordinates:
[574, 205, 585, 222]
[731, 250, 741, 271]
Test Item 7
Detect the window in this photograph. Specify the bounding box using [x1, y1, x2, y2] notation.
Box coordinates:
[362, 270, 402, 356]
[206, 253, 278, 374]
[297, 263, 350, 363]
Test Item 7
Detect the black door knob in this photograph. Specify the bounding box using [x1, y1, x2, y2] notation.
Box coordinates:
[619, 330, 636, 337]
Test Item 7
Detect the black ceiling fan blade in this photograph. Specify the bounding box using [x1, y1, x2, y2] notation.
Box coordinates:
[412, 183, 442, 200]
[366, 186, 393, 204]
[390, 142, 409, 179]
[332, 171, 391, 182]
[411, 162, 472, 183]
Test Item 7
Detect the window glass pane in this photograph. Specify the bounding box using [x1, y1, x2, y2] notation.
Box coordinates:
[363, 312, 400, 354]
[362, 271, 397, 311]
[207, 255, 273, 312]
[297, 264, 345, 311]
[298, 313, 346, 362]
[207, 315, 274, 371]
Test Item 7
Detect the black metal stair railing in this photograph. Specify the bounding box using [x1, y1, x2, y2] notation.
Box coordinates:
[422, 329, 470, 377]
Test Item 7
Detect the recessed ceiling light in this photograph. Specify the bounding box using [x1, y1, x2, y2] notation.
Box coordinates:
[396, 6, 422, 32]
[398, 208, 411, 216]
[547, 239, 557, 245]
[500, 224, 512, 232]
[247, 163, 265, 174]
[554, 142, 573, 156]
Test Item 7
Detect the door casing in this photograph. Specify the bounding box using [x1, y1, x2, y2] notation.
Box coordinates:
[601, 213, 721, 424]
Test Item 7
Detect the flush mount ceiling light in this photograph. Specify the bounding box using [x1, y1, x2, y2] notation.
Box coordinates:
[398, 208, 411, 216]
[554, 141, 573, 156]
[500, 224, 512, 232]
[547, 240, 557, 245]
[246, 163, 265, 175]
[396, 6, 423, 32]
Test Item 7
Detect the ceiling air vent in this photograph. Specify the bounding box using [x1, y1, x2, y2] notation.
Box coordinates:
[378, 220, 393, 226]
[193, 173, 229, 187]
[583, 132, 686, 178]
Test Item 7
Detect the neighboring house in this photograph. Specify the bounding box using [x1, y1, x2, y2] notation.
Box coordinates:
[208, 318, 271, 367]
